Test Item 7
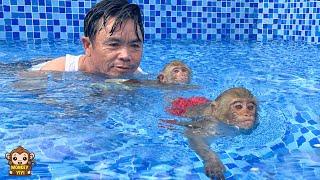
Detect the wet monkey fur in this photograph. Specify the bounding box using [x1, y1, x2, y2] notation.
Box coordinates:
[163, 87, 258, 179]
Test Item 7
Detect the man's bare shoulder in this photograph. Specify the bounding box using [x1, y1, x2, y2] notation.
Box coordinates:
[40, 57, 66, 71]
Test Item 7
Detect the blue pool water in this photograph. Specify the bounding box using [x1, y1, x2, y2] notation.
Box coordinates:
[0, 39, 319, 179]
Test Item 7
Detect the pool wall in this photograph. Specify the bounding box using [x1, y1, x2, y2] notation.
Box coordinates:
[0, 0, 319, 43]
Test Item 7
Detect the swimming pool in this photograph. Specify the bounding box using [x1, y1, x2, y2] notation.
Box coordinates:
[0, 39, 319, 179]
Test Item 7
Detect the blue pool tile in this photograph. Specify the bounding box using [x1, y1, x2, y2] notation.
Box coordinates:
[309, 138, 320, 147]
[241, 165, 252, 172]
[225, 163, 238, 169]
[283, 134, 295, 145]
[290, 124, 300, 133]
[243, 154, 260, 164]
[261, 151, 275, 159]
[185, 174, 201, 179]
[311, 129, 320, 136]
[233, 154, 243, 161]
[300, 127, 309, 134]
[297, 136, 306, 147]
[308, 120, 317, 125]
[1, 1, 320, 43]
[270, 143, 289, 155]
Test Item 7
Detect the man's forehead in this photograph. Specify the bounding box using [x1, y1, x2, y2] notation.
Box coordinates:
[98, 17, 142, 38]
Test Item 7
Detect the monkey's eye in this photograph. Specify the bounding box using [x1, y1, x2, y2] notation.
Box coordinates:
[235, 104, 243, 110]
[247, 104, 255, 110]
[23, 157, 27, 161]
[13, 157, 17, 161]
[173, 69, 180, 73]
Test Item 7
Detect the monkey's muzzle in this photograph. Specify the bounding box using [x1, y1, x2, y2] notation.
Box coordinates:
[237, 118, 255, 129]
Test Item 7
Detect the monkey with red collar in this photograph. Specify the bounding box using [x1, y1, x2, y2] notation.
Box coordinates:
[163, 87, 258, 179]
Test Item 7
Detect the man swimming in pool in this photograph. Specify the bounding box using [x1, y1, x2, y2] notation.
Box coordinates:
[30, 0, 145, 78]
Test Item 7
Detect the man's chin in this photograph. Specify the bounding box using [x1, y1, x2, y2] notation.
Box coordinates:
[106, 71, 134, 78]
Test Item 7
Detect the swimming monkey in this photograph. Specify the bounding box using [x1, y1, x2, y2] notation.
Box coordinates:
[163, 87, 258, 179]
[157, 60, 191, 84]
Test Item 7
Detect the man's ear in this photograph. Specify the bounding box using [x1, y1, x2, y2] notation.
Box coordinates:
[157, 74, 165, 83]
[81, 36, 92, 57]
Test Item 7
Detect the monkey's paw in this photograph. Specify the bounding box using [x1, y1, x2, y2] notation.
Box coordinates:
[204, 160, 226, 180]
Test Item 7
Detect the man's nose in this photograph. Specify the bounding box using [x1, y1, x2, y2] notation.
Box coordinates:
[118, 46, 131, 62]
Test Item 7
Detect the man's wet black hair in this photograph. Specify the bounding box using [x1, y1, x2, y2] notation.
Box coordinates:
[84, 0, 144, 42]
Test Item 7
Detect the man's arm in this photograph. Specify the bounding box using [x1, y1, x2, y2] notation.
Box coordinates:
[39, 56, 66, 71]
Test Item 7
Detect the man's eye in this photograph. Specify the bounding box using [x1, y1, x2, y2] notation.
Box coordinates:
[131, 43, 141, 49]
[108, 43, 120, 47]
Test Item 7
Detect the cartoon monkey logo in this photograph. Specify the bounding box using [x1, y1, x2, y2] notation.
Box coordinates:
[5, 146, 35, 176]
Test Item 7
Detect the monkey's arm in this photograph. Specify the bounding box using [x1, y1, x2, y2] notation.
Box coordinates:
[160, 118, 212, 129]
[186, 133, 226, 179]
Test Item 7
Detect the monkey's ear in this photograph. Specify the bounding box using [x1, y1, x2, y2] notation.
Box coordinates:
[5, 153, 10, 160]
[210, 101, 218, 113]
[30, 153, 35, 160]
[157, 74, 165, 83]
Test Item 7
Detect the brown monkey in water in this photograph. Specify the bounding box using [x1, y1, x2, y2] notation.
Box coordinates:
[101, 60, 193, 89]
[157, 60, 191, 84]
[162, 87, 258, 179]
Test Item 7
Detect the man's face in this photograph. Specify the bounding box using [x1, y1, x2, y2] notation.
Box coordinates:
[86, 17, 143, 77]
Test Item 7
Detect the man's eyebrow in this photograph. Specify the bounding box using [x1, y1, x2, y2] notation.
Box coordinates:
[129, 39, 142, 43]
[104, 37, 122, 42]
[103, 38, 142, 43]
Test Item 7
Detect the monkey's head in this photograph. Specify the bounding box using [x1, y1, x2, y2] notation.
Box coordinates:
[157, 60, 191, 84]
[210, 87, 257, 130]
[5, 146, 35, 165]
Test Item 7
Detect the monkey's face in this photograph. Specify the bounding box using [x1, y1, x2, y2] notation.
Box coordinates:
[11, 152, 29, 165]
[227, 98, 257, 129]
[168, 66, 190, 84]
